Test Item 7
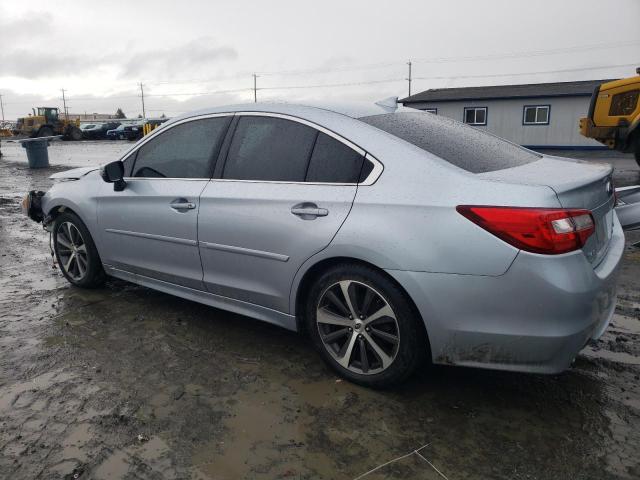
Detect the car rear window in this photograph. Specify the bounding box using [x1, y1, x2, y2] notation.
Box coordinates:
[359, 112, 541, 173]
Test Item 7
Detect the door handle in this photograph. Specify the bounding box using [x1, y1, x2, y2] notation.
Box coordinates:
[170, 199, 196, 211]
[291, 203, 329, 219]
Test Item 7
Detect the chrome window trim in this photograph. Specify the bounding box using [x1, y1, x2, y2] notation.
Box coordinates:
[120, 110, 384, 186]
[117, 112, 233, 163]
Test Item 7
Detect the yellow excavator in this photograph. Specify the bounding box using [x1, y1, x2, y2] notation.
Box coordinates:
[13, 107, 82, 140]
[579, 68, 640, 166]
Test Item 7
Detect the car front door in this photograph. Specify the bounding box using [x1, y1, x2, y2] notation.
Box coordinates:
[97, 115, 232, 290]
[198, 113, 376, 312]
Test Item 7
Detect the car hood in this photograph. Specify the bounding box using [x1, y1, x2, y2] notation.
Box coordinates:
[49, 166, 99, 180]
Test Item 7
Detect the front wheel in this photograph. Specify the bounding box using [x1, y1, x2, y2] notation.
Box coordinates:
[53, 212, 105, 288]
[305, 264, 428, 388]
[66, 126, 82, 141]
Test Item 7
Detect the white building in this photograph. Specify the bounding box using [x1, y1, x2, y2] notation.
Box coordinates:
[400, 79, 612, 149]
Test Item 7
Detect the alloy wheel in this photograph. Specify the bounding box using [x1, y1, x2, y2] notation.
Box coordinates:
[56, 222, 89, 281]
[316, 280, 400, 375]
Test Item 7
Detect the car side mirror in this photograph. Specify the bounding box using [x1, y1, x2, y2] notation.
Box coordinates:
[100, 161, 126, 191]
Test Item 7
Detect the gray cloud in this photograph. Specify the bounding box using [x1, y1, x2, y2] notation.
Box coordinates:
[0, 50, 96, 78]
[0, 11, 53, 41]
[0, 37, 237, 80]
[121, 37, 238, 78]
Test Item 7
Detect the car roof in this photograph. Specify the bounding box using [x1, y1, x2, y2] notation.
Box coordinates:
[166, 101, 415, 126]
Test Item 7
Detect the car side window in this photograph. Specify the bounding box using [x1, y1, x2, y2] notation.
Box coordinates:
[305, 133, 365, 183]
[222, 116, 317, 182]
[132, 117, 231, 179]
[122, 152, 136, 177]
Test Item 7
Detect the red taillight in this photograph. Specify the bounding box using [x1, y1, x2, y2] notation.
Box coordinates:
[456, 206, 595, 255]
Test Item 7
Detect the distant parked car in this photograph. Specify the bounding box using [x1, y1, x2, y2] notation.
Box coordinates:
[83, 122, 121, 140]
[106, 124, 127, 140]
[122, 122, 144, 141]
[79, 123, 97, 132]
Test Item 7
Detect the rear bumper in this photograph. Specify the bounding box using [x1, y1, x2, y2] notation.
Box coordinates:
[387, 214, 625, 374]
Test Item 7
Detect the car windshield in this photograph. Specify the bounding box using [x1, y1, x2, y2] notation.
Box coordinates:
[359, 111, 541, 173]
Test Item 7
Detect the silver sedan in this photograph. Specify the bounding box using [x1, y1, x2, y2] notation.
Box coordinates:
[23, 102, 624, 387]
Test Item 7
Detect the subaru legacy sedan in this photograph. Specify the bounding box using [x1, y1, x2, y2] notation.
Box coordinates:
[22, 102, 624, 387]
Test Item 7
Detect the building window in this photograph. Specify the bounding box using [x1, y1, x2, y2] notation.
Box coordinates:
[463, 107, 487, 125]
[424, 108, 437, 114]
[523, 105, 550, 125]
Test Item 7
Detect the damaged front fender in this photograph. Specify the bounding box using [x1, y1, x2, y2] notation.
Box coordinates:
[21, 190, 46, 223]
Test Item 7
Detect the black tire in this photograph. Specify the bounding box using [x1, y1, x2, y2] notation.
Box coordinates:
[63, 125, 82, 142]
[37, 126, 54, 137]
[634, 141, 640, 168]
[52, 212, 105, 288]
[304, 263, 428, 388]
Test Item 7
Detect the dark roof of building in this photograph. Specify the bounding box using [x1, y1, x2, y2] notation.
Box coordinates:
[400, 79, 615, 104]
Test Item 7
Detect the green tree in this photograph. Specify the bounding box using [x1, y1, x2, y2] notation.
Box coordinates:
[115, 108, 126, 119]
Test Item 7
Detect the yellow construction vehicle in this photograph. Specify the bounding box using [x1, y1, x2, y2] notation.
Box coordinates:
[579, 68, 640, 166]
[13, 107, 82, 140]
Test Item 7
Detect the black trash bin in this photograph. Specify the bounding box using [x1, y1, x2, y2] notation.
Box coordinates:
[21, 138, 51, 168]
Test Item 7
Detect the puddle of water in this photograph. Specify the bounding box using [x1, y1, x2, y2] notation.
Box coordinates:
[0, 370, 74, 411]
[582, 346, 640, 366]
[61, 423, 92, 462]
[93, 450, 130, 480]
[608, 314, 640, 335]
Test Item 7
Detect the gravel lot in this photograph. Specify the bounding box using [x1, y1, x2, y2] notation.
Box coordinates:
[1, 140, 639, 479]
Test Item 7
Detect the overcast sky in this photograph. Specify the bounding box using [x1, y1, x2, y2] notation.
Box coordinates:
[1, 0, 639, 120]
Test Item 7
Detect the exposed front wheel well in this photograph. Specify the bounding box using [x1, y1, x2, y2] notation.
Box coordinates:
[294, 257, 429, 342]
[46, 205, 79, 224]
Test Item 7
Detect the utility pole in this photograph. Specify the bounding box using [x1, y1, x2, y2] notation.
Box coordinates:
[406, 61, 412, 97]
[61, 88, 68, 120]
[0, 93, 5, 122]
[253, 74, 258, 103]
[139, 82, 146, 120]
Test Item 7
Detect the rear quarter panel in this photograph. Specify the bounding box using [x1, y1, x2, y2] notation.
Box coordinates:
[328, 140, 560, 276]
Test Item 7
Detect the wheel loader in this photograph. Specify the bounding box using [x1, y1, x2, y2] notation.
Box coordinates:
[13, 107, 82, 140]
[579, 68, 640, 166]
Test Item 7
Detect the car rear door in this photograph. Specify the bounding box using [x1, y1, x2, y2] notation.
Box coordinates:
[96, 115, 232, 289]
[198, 113, 375, 313]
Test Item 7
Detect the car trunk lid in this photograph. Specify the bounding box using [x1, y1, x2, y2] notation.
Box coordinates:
[478, 156, 615, 265]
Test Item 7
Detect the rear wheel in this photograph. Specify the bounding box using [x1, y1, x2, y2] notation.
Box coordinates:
[634, 140, 640, 168]
[37, 126, 54, 137]
[53, 212, 105, 288]
[305, 264, 428, 388]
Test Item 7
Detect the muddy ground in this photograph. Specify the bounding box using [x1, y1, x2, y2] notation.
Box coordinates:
[0, 140, 639, 479]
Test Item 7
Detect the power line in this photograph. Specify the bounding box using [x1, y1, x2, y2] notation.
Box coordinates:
[412, 40, 640, 64]
[412, 62, 640, 81]
[2, 59, 636, 111]
[256, 60, 400, 77]
[260, 77, 404, 91]
[145, 88, 252, 97]
[254, 40, 640, 77]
